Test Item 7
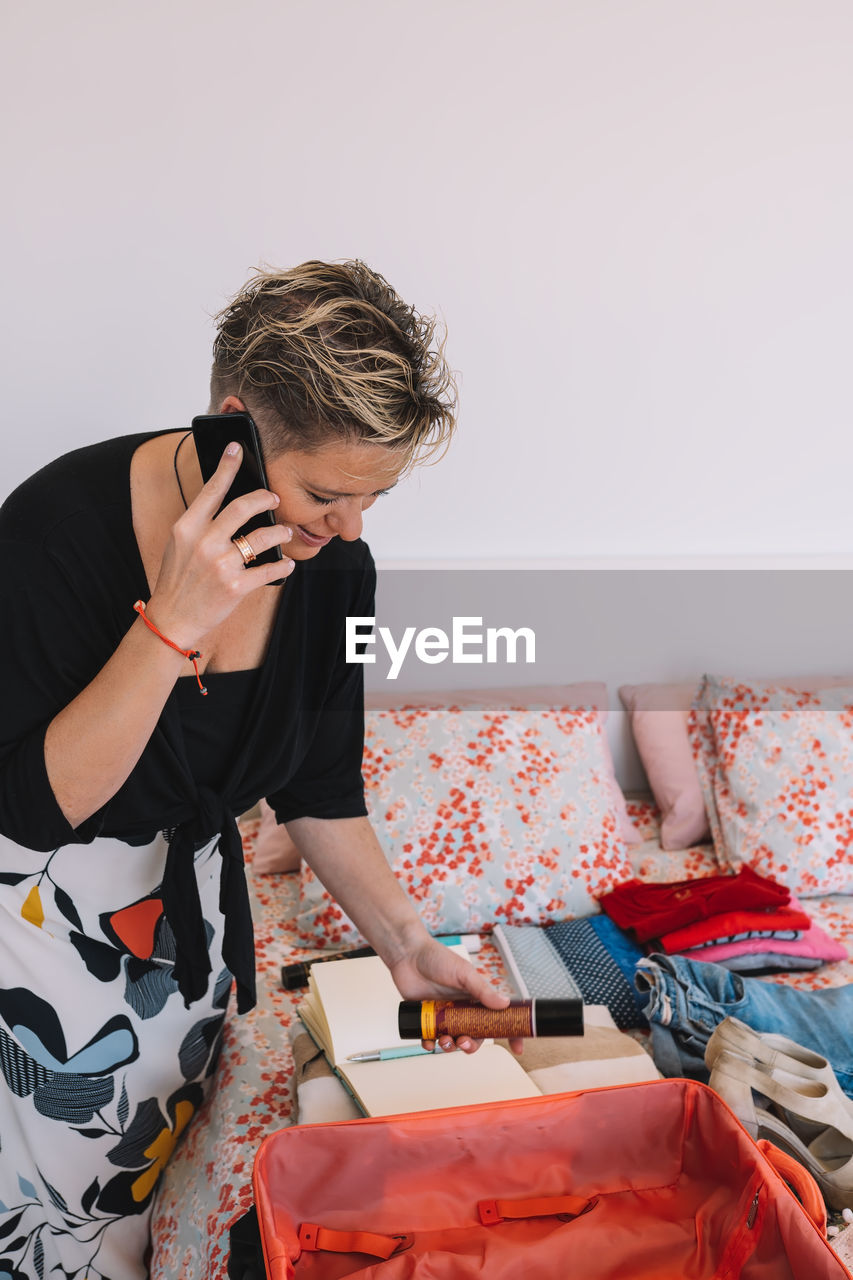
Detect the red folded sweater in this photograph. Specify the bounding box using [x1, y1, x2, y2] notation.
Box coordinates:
[597, 865, 790, 943]
[656, 904, 811, 953]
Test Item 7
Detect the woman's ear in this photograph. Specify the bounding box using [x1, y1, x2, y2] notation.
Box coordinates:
[217, 395, 247, 415]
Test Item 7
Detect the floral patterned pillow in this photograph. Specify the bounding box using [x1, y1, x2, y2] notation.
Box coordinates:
[295, 702, 636, 947]
[688, 675, 853, 895]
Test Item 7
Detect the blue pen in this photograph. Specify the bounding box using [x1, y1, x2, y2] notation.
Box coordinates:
[346, 1045, 441, 1063]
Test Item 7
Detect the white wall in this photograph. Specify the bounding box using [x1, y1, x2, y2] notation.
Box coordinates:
[3, 0, 853, 561]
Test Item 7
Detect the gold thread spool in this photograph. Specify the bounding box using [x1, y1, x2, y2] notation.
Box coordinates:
[433, 1001, 534, 1039]
[399, 997, 583, 1041]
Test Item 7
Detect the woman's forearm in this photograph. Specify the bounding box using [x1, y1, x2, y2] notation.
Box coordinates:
[288, 815, 514, 1040]
[43, 616, 188, 829]
[285, 815, 430, 962]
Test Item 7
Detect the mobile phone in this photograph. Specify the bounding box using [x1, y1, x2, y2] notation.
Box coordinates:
[191, 411, 285, 574]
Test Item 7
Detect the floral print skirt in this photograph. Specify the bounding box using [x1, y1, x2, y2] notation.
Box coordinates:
[0, 832, 230, 1280]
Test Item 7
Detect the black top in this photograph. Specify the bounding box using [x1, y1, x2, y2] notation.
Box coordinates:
[0, 432, 374, 1011]
[174, 667, 262, 790]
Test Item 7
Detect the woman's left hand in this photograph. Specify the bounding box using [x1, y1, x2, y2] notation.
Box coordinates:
[388, 936, 524, 1056]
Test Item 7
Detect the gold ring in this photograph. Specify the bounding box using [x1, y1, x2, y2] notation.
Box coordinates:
[232, 534, 257, 566]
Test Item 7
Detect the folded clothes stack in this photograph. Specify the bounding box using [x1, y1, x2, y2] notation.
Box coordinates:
[598, 866, 846, 974]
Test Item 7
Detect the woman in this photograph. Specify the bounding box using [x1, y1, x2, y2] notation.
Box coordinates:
[0, 261, 509, 1280]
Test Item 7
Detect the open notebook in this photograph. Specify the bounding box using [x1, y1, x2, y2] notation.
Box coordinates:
[297, 952, 540, 1117]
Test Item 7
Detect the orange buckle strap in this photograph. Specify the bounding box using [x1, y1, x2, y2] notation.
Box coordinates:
[478, 1193, 598, 1226]
[298, 1223, 413, 1260]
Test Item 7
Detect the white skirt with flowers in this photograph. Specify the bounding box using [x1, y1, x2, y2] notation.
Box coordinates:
[0, 831, 229, 1280]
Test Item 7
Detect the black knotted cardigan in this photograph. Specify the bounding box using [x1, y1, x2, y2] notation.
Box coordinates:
[0, 432, 373, 1011]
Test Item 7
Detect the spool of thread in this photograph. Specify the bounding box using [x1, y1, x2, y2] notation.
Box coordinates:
[397, 998, 584, 1040]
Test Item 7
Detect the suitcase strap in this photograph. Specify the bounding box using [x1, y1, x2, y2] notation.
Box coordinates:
[298, 1223, 413, 1260]
[478, 1193, 597, 1225]
[298, 1193, 597, 1261]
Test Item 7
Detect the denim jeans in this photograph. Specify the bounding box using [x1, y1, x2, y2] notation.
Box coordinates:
[635, 953, 853, 1097]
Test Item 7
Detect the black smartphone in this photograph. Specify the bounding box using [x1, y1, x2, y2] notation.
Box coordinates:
[191, 411, 285, 574]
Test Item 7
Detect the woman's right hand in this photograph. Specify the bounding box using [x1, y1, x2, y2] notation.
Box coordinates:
[43, 441, 296, 830]
[146, 443, 296, 649]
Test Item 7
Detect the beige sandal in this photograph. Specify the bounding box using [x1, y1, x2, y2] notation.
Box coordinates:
[705, 1016, 843, 1093]
[709, 1049, 853, 1209]
[705, 1016, 853, 1148]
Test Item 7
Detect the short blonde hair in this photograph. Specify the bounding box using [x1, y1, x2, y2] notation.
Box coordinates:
[211, 260, 457, 472]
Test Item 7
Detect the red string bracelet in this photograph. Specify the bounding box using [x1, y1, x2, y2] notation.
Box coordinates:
[133, 600, 207, 695]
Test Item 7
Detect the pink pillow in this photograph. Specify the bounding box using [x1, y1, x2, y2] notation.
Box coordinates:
[620, 676, 853, 852]
[253, 798, 301, 874]
[253, 683, 641, 874]
[619, 683, 709, 850]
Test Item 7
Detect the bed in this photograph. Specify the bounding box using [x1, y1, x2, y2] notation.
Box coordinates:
[149, 788, 853, 1278]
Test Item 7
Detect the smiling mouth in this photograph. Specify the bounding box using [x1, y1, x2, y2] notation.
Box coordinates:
[297, 526, 331, 545]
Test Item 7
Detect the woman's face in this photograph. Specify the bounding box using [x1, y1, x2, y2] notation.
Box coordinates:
[265, 439, 402, 560]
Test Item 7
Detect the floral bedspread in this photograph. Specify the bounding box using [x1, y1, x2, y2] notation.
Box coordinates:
[149, 801, 853, 1279]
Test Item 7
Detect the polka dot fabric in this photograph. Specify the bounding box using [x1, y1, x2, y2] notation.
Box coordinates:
[499, 916, 647, 1029]
[295, 704, 636, 946]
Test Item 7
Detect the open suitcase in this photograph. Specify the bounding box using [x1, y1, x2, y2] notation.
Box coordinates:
[252, 1079, 852, 1279]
